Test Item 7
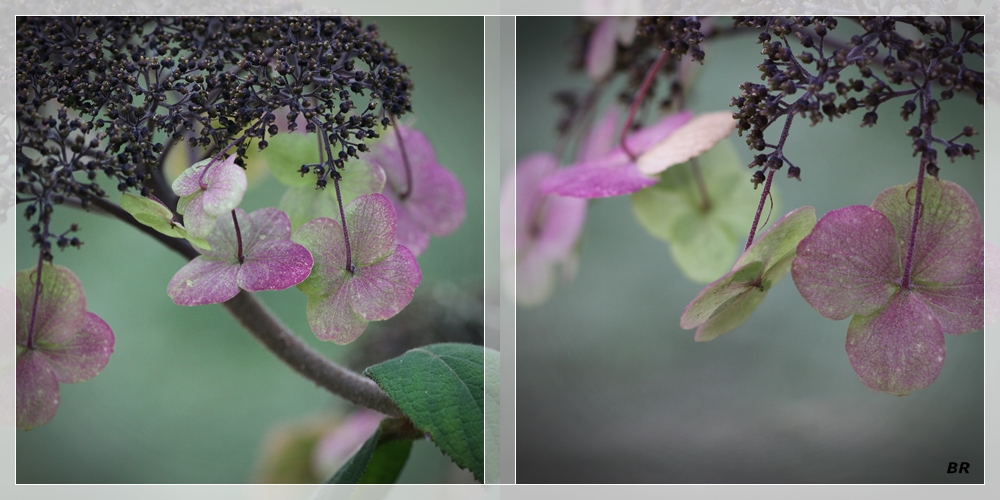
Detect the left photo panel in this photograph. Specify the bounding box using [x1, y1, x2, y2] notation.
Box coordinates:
[11, 16, 486, 484]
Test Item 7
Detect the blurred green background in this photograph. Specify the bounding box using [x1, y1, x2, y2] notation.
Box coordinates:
[16, 17, 483, 483]
[515, 17, 984, 483]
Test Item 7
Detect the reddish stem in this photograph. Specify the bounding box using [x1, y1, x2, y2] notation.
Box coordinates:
[333, 175, 356, 274]
[744, 168, 776, 251]
[390, 114, 414, 200]
[232, 210, 245, 264]
[900, 156, 928, 290]
[620, 51, 669, 161]
[25, 251, 45, 350]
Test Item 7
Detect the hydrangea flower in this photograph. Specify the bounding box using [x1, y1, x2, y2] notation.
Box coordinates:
[292, 193, 422, 344]
[366, 124, 465, 256]
[172, 153, 248, 238]
[118, 193, 211, 250]
[15, 263, 114, 430]
[168, 208, 314, 306]
[792, 179, 983, 395]
[500, 153, 587, 306]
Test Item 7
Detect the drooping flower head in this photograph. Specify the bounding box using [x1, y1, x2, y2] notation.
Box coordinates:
[168, 208, 314, 306]
[15, 263, 114, 430]
[292, 193, 422, 344]
[366, 124, 465, 256]
[792, 179, 983, 395]
[172, 154, 248, 238]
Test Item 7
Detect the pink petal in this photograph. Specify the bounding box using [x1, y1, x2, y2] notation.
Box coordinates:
[41, 312, 114, 384]
[532, 193, 587, 261]
[846, 292, 945, 396]
[306, 281, 368, 345]
[624, 111, 693, 154]
[292, 218, 350, 296]
[347, 245, 422, 321]
[244, 208, 294, 250]
[404, 161, 465, 237]
[391, 202, 430, 256]
[577, 106, 621, 163]
[514, 153, 559, 252]
[346, 194, 398, 266]
[514, 247, 558, 307]
[168, 258, 241, 306]
[636, 112, 736, 175]
[792, 205, 902, 320]
[586, 17, 617, 81]
[915, 249, 984, 335]
[540, 155, 658, 198]
[200, 155, 248, 215]
[312, 410, 384, 474]
[238, 240, 314, 292]
[371, 126, 438, 188]
[15, 264, 87, 346]
[16, 350, 60, 430]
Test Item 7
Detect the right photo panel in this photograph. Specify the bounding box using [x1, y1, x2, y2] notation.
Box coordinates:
[513, 16, 984, 483]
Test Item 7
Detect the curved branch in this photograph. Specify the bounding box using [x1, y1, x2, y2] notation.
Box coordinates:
[74, 196, 404, 417]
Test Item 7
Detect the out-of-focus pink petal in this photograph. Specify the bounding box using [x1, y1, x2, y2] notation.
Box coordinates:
[41, 312, 114, 384]
[636, 112, 736, 175]
[514, 248, 558, 307]
[586, 17, 617, 82]
[846, 292, 945, 396]
[792, 205, 901, 320]
[540, 155, 657, 198]
[624, 111, 693, 154]
[577, 106, 621, 162]
[312, 410, 384, 476]
[390, 201, 430, 256]
[168, 258, 241, 306]
[533, 194, 587, 260]
[406, 162, 465, 237]
[16, 350, 60, 430]
[238, 240, 314, 292]
[348, 246, 422, 321]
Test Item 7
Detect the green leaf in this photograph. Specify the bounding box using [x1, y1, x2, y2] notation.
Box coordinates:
[364, 343, 486, 482]
[327, 419, 415, 484]
[631, 139, 765, 283]
[119, 193, 211, 250]
[484, 347, 500, 484]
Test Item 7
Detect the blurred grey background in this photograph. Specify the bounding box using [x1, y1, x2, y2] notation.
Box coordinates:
[15, 16, 484, 483]
[515, 17, 984, 484]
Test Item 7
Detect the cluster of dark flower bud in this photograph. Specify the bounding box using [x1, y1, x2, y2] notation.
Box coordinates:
[16, 16, 413, 260]
[730, 16, 982, 185]
[614, 17, 704, 116]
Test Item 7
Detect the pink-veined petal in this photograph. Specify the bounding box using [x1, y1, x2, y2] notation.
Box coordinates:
[168, 257, 241, 306]
[914, 250, 984, 335]
[846, 292, 945, 396]
[346, 193, 398, 266]
[347, 245, 422, 321]
[306, 282, 369, 345]
[15, 263, 87, 346]
[540, 155, 658, 198]
[41, 312, 114, 384]
[292, 218, 350, 297]
[243, 207, 295, 252]
[16, 350, 60, 430]
[792, 205, 902, 320]
[238, 239, 314, 292]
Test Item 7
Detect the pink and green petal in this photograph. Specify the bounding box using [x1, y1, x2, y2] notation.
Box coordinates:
[293, 218, 351, 296]
[624, 111, 692, 153]
[243, 208, 295, 250]
[237, 240, 315, 293]
[16, 263, 87, 345]
[636, 112, 736, 176]
[680, 261, 763, 329]
[871, 179, 982, 284]
[40, 312, 114, 384]
[694, 284, 770, 342]
[792, 205, 901, 320]
[345, 194, 399, 267]
[845, 292, 945, 396]
[913, 256, 984, 335]
[347, 246, 422, 321]
[735, 206, 816, 273]
[306, 283, 369, 344]
[16, 350, 60, 430]
[168, 258, 241, 306]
